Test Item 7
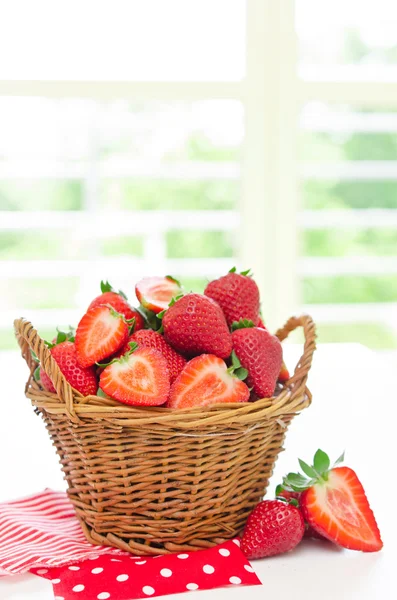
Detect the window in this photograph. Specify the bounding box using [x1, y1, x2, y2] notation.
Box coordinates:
[0, 0, 396, 352]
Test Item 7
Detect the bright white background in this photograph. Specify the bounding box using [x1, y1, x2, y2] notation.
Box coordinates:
[0, 1, 396, 598]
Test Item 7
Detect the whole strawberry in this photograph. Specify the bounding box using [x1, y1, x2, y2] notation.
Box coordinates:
[204, 267, 260, 327]
[258, 319, 290, 384]
[232, 322, 282, 398]
[163, 293, 232, 359]
[241, 500, 305, 559]
[40, 341, 98, 396]
[88, 280, 144, 331]
[119, 329, 186, 383]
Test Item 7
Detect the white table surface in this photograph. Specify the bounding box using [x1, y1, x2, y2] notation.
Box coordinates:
[0, 345, 395, 600]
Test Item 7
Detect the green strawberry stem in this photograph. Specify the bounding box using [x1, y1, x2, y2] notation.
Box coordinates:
[227, 350, 249, 381]
[96, 342, 139, 368]
[100, 279, 128, 300]
[282, 449, 346, 492]
[228, 266, 252, 277]
[231, 318, 255, 331]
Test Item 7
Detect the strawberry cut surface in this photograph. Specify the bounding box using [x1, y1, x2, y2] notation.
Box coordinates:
[135, 276, 182, 314]
[120, 329, 186, 383]
[75, 306, 129, 367]
[100, 347, 170, 406]
[301, 467, 383, 552]
[168, 354, 249, 409]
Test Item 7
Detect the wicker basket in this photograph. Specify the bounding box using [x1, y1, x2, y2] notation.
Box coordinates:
[14, 314, 316, 556]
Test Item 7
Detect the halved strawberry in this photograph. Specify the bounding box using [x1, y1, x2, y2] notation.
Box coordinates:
[135, 276, 182, 314]
[88, 280, 144, 331]
[168, 354, 249, 409]
[99, 347, 170, 406]
[119, 329, 186, 383]
[283, 450, 383, 552]
[75, 306, 129, 367]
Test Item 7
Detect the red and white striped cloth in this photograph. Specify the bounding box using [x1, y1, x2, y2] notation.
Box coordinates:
[0, 490, 261, 600]
[0, 489, 126, 576]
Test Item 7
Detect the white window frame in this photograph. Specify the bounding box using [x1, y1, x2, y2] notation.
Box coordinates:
[0, 0, 397, 335]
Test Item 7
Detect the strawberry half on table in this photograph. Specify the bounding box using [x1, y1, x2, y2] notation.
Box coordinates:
[75, 306, 130, 367]
[39, 331, 98, 396]
[282, 450, 383, 552]
[100, 345, 170, 406]
[135, 275, 182, 314]
[168, 354, 249, 408]
[88, 280, 144, 331]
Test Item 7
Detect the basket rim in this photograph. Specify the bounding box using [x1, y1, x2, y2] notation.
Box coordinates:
[15, 314, 316, 427]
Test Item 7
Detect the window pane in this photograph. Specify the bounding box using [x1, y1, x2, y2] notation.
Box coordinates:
[0, 0, 245, 81]
[299, 101, 397, 349]
[0, 97, 242, 349]
[296, 0, 397, 78]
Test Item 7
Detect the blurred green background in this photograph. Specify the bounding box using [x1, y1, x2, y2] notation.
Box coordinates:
[1, 30, 396, 351]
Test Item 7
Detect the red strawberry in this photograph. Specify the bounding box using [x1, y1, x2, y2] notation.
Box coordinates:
[135, 276, 182, 314]
[75, 306, 129, 367]
[163, 293, 232, 359]
[240, 500, 305, 559]
[88, 280, 144, 331]
[119, 329, 186, 383]
[276, 487, 301, 504]
[204, 267, 260, 327]
[283, 450, 383, 552]
[40, 341, 97, 396]
[275, 486, 326, 541]
[258, 319, 289, 384]
[100, 347, 170, 406]
[232, 323, 282, 398]
[40, 368, 57, 393]
[278, 360, 290, 383]
[168, 354, 249, 409]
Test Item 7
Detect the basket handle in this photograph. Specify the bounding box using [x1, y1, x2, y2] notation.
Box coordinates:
[274, 314, 316, 402]
[14, 318, 79, 421]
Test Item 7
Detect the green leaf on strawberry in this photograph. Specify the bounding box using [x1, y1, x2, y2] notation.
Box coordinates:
[100, 279, 128, 300]
[313, 449, 331, 476]
[34, 366, 41, 382]
[298, 459, 318, 479]
[231, 318, 255, 331]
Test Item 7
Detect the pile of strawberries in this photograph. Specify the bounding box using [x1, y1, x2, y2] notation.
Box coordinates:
[35, 272, 383, 560]
[240, 449, 383, 559]
[38, 269, 289, 408]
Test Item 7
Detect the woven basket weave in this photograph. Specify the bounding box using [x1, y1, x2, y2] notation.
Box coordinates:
[14, 314, 316, 555]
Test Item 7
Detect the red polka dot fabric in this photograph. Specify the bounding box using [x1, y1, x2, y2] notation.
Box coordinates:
[0, 490, 261, 598]
[31, 540, 260, 599]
